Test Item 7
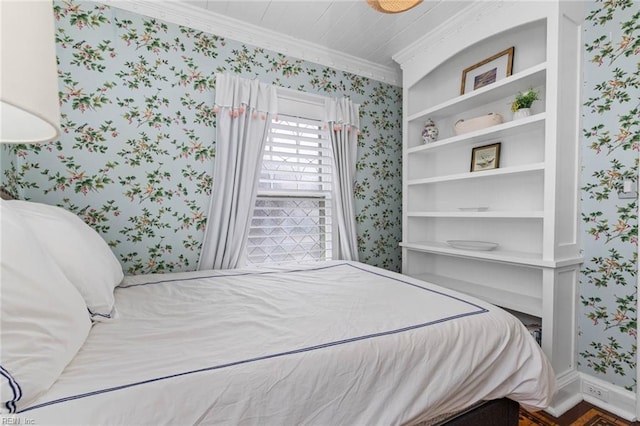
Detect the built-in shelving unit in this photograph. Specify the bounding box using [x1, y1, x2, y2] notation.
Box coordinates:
[395, 1, 584, 416]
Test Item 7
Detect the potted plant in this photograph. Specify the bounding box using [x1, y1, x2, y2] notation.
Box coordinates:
[511, 88, 540, 119]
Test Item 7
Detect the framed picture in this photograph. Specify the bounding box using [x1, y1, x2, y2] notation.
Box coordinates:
[460, 47, 514, 95]
[471, 143, 501, 172]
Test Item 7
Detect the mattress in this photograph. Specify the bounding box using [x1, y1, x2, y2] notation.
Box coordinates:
[19, 261, 555, 425]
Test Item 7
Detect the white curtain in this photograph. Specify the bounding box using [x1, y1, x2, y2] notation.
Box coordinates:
[198, 73, 278, 270]
[324, 97, 360, 261]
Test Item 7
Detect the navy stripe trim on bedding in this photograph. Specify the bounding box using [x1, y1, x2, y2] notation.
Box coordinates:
[87, 308, 113, 320]
[1, 365, 22, 413]
[20, 263, 489, 413]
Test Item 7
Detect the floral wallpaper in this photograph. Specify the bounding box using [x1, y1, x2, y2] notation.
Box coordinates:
[4, 0, 639, 396]
[0, 1, 402, 275]
[579, 0, 639, 391]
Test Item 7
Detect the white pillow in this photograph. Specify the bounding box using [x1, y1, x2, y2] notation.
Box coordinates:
[6, 200, 124, 321]
[1, 202, 92, 412]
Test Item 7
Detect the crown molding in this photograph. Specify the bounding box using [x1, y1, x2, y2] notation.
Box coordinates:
[392, 1, 503, 67]
[392, 1, 552, 88]
[102, 0, 402, 86]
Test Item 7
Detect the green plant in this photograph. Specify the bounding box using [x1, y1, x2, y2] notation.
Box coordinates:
[511, 88, 540, 112]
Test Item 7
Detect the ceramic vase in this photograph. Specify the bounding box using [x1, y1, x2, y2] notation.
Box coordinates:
[421, 118, 439, 143]
[513, 108, 531, 120]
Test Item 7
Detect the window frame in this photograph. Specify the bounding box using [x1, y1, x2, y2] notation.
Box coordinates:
[246, 90, 337, 266]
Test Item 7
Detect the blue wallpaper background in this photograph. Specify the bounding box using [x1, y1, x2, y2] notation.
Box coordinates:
[2, 0, 638, 394]
[579, 0, 638, 390]
[1, 0, 403, 275]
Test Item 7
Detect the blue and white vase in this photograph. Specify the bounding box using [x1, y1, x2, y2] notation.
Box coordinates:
[421, 118, 439, 143]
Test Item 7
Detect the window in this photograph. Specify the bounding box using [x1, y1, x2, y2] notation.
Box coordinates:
[246, 114, 333, 265]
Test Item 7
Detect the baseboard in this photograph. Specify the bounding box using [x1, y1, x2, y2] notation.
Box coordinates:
[542, 371, 637, 421]
[578, 373, 636, 421]
[545, 370, 582, 417]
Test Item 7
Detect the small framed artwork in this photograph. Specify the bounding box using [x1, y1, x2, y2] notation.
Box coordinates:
[460, 47, 514, 95]
[471, 143, 501, 172]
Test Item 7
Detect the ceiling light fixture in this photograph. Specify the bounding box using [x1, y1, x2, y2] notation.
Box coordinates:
[366, 0, 423, 14]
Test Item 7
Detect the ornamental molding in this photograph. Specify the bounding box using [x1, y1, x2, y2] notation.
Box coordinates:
[103, 0, 403, 86]
[392, 1, 507, 67]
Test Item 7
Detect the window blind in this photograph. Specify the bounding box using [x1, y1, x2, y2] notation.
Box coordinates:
[246, 115, 333, 265]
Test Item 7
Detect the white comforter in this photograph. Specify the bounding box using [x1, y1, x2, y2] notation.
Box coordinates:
[20, 261, 555, 425]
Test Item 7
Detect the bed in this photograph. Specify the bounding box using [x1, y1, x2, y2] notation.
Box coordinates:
[1, 199, 556, 425]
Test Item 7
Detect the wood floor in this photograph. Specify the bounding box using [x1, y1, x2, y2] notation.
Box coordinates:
[534, 401, 639, 426]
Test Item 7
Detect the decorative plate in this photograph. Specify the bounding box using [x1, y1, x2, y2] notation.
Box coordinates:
[446, 240, 499, 251]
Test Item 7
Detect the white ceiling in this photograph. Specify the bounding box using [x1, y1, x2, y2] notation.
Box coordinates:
[111, 1, 473, 85]
[184, 1, 471, 68]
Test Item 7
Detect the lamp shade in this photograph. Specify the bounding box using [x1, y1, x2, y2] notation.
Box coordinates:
[366, 0, 423, 14]
[1, 1, 60, 144]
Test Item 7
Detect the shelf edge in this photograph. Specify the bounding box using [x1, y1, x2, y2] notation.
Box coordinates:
[406, 211, 544, 218]
[400, 242, 583, 268]
[407, 162, 544, 185]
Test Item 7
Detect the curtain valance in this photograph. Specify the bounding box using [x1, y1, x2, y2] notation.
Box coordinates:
[324, 97, 360, 132]
[213, 73, 278, 118]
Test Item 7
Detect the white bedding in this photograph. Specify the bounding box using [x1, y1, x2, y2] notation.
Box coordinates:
[19, 261, 555, 425]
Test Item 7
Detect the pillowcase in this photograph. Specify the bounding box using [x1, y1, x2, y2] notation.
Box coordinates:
[6, 200, 124, 321]
[1, 202, 92, 412]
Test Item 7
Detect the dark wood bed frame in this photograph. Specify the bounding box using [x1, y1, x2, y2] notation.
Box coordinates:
[435, 398, 519, 425]
[411, 398, 519, 426]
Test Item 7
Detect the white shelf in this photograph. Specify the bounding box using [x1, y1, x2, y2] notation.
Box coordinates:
[406, 210, 544, 218]
[407, 63, 547, 122]
[401, 241, 582, 268]
[410, 272, 543, 317]
[408, 113, 546, 154]
[401, 240, 548, 267]
[407, 162, 544, 185]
